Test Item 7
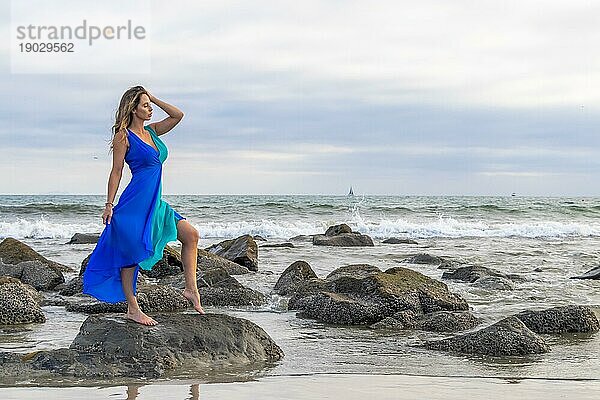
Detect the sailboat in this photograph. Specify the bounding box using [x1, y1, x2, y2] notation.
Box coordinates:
[348, 186, 354, 196]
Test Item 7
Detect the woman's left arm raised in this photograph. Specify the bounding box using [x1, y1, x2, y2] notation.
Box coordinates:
[147, 92, 184, 135]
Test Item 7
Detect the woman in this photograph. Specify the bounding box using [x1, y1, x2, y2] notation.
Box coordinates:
[82, 85, 205, 326]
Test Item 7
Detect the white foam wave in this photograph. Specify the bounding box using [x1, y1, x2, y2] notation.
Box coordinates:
[0, 217, 103, 239]
[2, 215, 599, 240]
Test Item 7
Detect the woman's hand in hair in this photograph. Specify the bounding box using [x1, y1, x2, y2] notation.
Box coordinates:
[146, 90, 156, 103]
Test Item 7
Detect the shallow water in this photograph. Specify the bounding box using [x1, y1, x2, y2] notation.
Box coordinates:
[1, 374, 599, 400]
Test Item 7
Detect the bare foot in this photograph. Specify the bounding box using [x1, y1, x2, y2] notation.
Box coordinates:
[125, 309, 158, 326]
[182, 288, 206, 314]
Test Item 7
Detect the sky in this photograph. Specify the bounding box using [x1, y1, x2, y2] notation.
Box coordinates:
[1, 0, 599, 196]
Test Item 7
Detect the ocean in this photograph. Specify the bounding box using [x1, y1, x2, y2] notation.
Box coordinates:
[0, 194, 599, 390]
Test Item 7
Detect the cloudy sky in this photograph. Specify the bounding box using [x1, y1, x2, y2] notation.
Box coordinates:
[1, 0, 599, 195]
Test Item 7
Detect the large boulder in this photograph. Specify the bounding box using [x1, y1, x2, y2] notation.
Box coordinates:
[292, 265, 469, 325]
[0, 237, 70, 273]
[514, 305, 600, 334]
[205, 235, 259, 271]
[313, 224, 374, 247]
[296, 292, 389, 325]
[422, 316, 550, 356]
[23, 313, 284, 379]
[0, 277, 46, 324]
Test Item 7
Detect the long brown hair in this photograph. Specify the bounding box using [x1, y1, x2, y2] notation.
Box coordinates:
[110, 85, 147, 149]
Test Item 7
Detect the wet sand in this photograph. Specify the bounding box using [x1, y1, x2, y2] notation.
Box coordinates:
[1, 373, 598, 400]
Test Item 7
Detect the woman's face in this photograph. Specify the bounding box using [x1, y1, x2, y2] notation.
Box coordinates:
[133, 93, 153, 120]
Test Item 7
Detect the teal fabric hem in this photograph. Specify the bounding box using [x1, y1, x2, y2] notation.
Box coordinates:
[138, 184, 179, 271]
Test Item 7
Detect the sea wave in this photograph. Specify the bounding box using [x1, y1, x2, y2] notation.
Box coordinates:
[2, 215, 600, 240]
[0, 217, 103, 239]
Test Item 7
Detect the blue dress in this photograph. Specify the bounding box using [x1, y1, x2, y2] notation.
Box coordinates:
[82, 125, 184, 303]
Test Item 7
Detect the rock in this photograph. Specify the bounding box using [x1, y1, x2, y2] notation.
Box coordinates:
[401, 253, 455, 269]
[472, 276, 515, 291]
[282, 264, 382, 310]
[67, 233, 100, 245]
[198, 268, 266, 307]
[65, 284, 188, 314]
[137, 284, 189, 311]
[325, 223, 353, 236]
[19, 261, 65, 291]
[409, 311, 479, 332]
[442, 265, 513, 283]
[260, 242, 295, 248]
[205, 235, 259, 271]
[161, 267, 266, 307]
[370, 308, 478, 333]
[422, 316, 550, 356]
[0, 237, 70, 273]
[325, 264, 381, 281]
[292, 266, 469, 325]
[0, 277, 46, 324]
[0, 260, 24, 278]
[65, 299, 128, 314]
[79, 254, 91, 276]
[514, 305, 600, 334]
[57, 276, 84, 296]
[201, 286, 266, 307]
[0, 259, 65, 291]
[197, 248, 250, 275]
[296, 292, 389, 324]
[312, 224, 374, 247]
[288, 234, 314, 242]
[571, 266, 600, 280]
[197, 267, 242, 288]
[382, 237, 418, 245]
[253, 235, 267, 241]
[287, 278, 329, 309]
[312, 233, 374, 247]
[274, 260, 319, 296]
[21, 313, 284, 379]
[140, 245, 183, 279]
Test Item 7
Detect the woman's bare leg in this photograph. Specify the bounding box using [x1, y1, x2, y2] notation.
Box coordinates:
[121, 266, 158, 325]
[177, 219, 205, 314]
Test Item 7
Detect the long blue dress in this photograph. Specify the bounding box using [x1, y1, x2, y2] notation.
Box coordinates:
[82, 125, 184, 303]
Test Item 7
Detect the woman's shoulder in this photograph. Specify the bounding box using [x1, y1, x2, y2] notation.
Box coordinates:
[113, 128, 130, 150]
[144, 124, 157, 135]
